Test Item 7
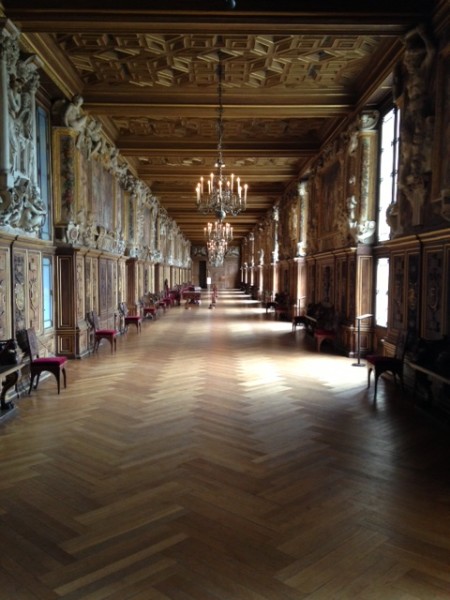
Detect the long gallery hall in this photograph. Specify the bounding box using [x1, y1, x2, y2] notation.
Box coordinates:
[1, 290, 450, 600]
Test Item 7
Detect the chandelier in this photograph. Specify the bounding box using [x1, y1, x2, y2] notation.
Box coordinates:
[195, 53, 248, 221]
[205, 220, 233, 267]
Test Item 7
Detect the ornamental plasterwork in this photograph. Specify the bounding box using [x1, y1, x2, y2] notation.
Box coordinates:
[397, 26, 436, 229]
[1, 26, 45, 237]
[52, 95, 156, 252]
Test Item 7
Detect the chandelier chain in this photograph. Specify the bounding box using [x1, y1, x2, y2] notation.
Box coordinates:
[195, 52, 248, 221]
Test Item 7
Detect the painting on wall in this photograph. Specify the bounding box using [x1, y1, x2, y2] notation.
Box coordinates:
[0, 250, 10, 338]
[348, 258, 356, 320]
[307, 262, 316, 303]
[13, 252, 26, 331]
[319, 160, 341, 237]
[85, 259, 91, 314]
[128, 199, 135, 244]
[392, 255, 405, 331]
[320, 263, 334, 304]
[108, 260, 115, 312]
[115, 181, 123, 235]
[91, 159, 102, 225]
[338, 259, 348, 319]
[78, 151, 89, 218]
[103, 170, 114, 232]
[76, 255, 85, 320]
[28, 252, 41, 333]
[142, 204, 151, 247]
[424, 250, 443, 339]
[99, 259, 107, 315]
[407, 253, 420, 333]
[53, 131, 77, 224]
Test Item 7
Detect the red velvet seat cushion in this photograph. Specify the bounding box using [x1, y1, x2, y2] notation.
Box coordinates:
[315, 329, 335, 336]
[33, 356, 67, 365]
[366, 355, 400, 365]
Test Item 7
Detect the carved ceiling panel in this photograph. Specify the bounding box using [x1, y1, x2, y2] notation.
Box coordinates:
[136, 155, 301, 168]
[53, 32, 381, 92]
[111, 117, 324, 141]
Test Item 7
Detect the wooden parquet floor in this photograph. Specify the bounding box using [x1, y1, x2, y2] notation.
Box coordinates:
[1, 290, 450, 600]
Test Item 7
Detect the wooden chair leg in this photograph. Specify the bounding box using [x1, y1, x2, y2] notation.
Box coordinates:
[373, 374, 379, 402]
[367, 366, 373, 388]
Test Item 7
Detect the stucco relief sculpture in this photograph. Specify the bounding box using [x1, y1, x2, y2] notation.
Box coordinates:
[20, 184, 46, 233]
[85, 118, 104, 159]
[1, 38, 44, 236]
[8, 73, 22, 175]
[0, 177, 45, 233]
[396, 25, 435, 227]
[345, 113, 378, 245]
[61, 95, 88, 140]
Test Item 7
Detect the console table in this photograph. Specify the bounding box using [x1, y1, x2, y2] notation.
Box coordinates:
[0, 362, 23, 412]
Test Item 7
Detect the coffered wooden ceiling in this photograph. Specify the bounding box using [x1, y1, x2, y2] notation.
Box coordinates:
[3, 0, 434, 246]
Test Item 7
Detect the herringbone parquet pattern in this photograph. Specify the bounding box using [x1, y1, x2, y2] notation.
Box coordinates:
[1, 290, 450, 599]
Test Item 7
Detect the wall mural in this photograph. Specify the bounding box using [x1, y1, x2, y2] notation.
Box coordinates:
[60, 134, 76, 222]
[425, 250, 443, 339]
[13, 252, 26, 331]
[319, 160, 341, 238]
[28, 252, 41, 332]
[99, 259, 107, 314]
[76, 255, 85, 320]
[0, 251, 9, 338]
[407, 253, 420, 332]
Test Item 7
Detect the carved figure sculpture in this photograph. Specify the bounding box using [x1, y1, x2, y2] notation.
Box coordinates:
[397, 26, 435, 225]
[8, 74, 23, 174]
[63, 95, 88, 131]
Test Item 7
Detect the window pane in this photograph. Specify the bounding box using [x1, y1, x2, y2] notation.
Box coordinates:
[377, 108, 400, 242]
[375, 258, 389, 327]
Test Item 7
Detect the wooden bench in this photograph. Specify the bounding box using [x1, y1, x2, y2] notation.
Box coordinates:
[302, 304, 337, 352]
[266, 292, 289, 320]
[404, 335, 450, 409]
[292, 315, 308, 331]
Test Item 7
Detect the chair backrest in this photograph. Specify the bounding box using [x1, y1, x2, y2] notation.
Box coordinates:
[118, 302, 128, 317]
[86, 310, 101, 332]
[16, 327, 40, 361]
[395, 329, 416, 361]
[26, 328, 40, 360]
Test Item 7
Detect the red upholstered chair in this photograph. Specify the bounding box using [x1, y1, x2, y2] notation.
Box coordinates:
[143, 304, 157, 319]
[314, 328, 336, 352]
[22, 327, 68, 394]
[141, 294, 159, 320]
[87, 311, 118, 353]
[366, 330, 409, 401]
[118, 302, 142, 333]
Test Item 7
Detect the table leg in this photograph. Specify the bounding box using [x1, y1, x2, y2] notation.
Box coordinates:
[1, 371, 19, 411]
